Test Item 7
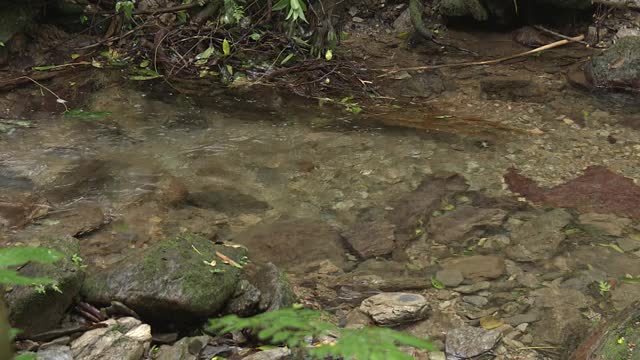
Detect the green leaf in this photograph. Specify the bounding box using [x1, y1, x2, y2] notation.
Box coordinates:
[222, 39, 231, 56]
[272, 0, 289, 11]
[325, 49, 333, 61]
[349, 105, 363, 114]
[64, 109, 112, 121]
[71, 53, 80, 60]
[250, 33, 261, 41]
[280, 53, 294, 65]
[0, 247, 63, 267]
[14, 353, 36, 360]
[431, 276, 445, 289]
[139, 60, 150, 68]
[129, 74, 162, 81]
[196, 47, 216, 60]
[0, 41, 5, 47]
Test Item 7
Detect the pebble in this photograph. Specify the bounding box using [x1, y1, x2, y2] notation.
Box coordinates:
[454, 281, 491, 294]
[359, 292, 428, 326]
[463, 295, 489, 307]
[435, 269, 464, 287]
[445, 326, 502, 359]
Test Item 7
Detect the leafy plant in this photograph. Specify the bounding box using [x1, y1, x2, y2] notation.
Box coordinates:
[598, 280, 612, 296]
[209, 308, 436, 359]
[272, 0, 307, 23]
[115, 1, 136, 21]
[431, 276, 445, 289]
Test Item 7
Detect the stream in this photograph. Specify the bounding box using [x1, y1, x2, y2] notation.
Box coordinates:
[3, 29, 640, 359]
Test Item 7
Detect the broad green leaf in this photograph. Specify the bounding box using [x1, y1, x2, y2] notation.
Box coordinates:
[129, 74, 162, 81]
[325, 49, 333, 61]
[71, 53, 80, 60]
[226, 65, 233, 75]
[431, 276, 445, 289]
[0, 247, 63, 267]
[222, 39, 231, 56]
[14, 354, 36, 360]
[250, 33, 261, 41]
[139, 60, 150, 68]
[196, 47, 215, 60]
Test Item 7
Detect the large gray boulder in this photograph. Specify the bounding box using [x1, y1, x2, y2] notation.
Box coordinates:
[81, 234, 247, 322]
[588, 36, 640, 92]
[4, 236, 86, 337]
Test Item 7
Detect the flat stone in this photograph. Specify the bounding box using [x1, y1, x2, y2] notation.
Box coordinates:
[435, 269, 464, 287]
[462, 295, 488, 307]
[454, 281, 491, 294]
[359, 292, 428, 326]
[343, 220, 396, 259]
[37, 345, 73, 360]
[441, 256, 506, 280]
[611, 283, 640, 311]
[503, 312, 541, 326]
[506, 209, 572, 262]
[617, 237, 640, 252]
[243, 348, 292, 360]
[578, 212, 632, 236]
[445, 326, 501, 359]
[155, 336, 210, 360]
[71, 317, 151, 360]
[428, 206, 507, 244]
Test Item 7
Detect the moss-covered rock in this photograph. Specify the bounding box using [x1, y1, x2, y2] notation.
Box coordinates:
[81, 234, 247, 322]
[588, 36, 640, 91]
[4, 236, 86, 337]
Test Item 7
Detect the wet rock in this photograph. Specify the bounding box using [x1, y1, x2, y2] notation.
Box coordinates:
[505, 166, 640, 221]
[516, 272, 540, 288]
[155, 175, 189, 207]
[343, 220, 396, 259]
[243, 348, 292, 360]
[4, 236, 85, 337]
[567, 246, 640, 277]
[529, 288, 593, 346]
[359, 292, 429, 326]
[571, 301, 640, 360]
[37, 345, 73, 360]
[503, 312, 540, 327]
[445, 326, 501, 359]
[578, 212, 632, 237]
[611, 283, 640, 311]
[0, 193, 50, 229]
[480, 79, 546, 103]
[440, 0, 489, 21]
[392, 8, 412, 33]
[388, 174, 469, 250]
[506, 209, 572, 262]
[81, 234, 246, 322]
[155, 335, 210, 360]
[187, 188, 270, 215]
[453, 281, 491, 294]
[404, 309, 466, 342]
[513, 26, 553, 48]
[441, 256, 506, 280]
[42, 159, 113, 203]
[428, 206, 507, 244]
[224, 280, 261, 317]
[234, 219, 349, 272]
[384, 72, 446, 98]
[435, 269, 464, 288]
[71, 317, 151, 360]
[244, 263, 296, 312]
[617, 237, 640, 252]
[587, 36, 640, 91]
[463, 295, 488, 307]
[344, 309, 374, 329]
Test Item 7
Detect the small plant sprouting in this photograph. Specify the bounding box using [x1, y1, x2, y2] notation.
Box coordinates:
[72, 254, 87, 268]
[598, 280, 612, 296]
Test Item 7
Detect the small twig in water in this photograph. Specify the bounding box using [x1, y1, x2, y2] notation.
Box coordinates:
[18, 76, 69, 112]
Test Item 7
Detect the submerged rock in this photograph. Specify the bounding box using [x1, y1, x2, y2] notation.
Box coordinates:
[587, 36, 640, 92]
[435, 269, 464, 288]
[243, 348, 292, 360]
[441, 255, 506, 280]
[445, 326, 501, 359]
[70, 317, 151, 360]
[428, 206, 507, 245]
[506, 209, 572, 262]
[155, 335, 210, 360]
[4, 236, 85, 337]
[359, 292, 428, 326]
[81, 234, 246, 322]
[234, 219, 349, 272]
[343, 220, 396, 259]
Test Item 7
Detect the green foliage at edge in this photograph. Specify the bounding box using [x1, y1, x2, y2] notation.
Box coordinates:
[209, 308, 436, 359]
[0, 246, 64, 360]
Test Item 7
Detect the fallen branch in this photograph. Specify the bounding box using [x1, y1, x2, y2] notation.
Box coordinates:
[376, 34, 585, 77]
[533, 26, 590, 46]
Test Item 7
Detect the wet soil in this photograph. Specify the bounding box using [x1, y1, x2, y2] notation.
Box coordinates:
[2, 26, 640, 358]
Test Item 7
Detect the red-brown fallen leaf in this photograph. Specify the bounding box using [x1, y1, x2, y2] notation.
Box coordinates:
[504, 165, 640, 220]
